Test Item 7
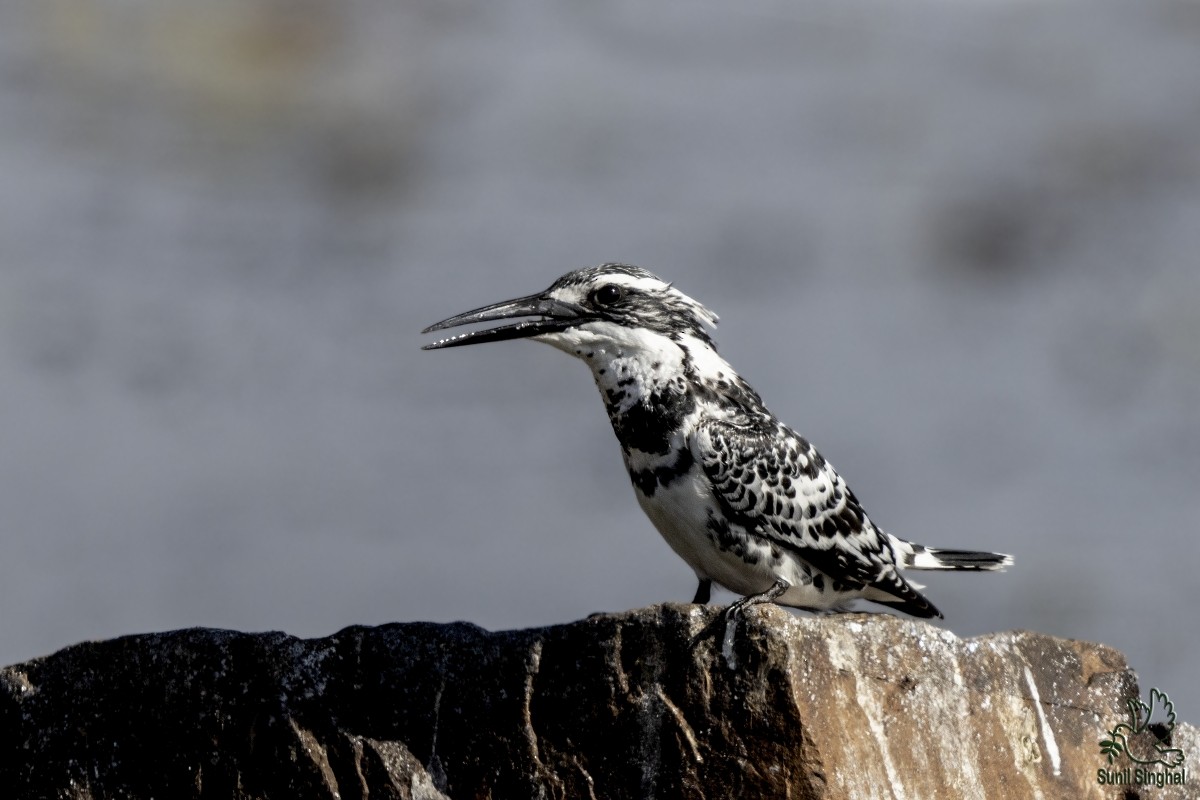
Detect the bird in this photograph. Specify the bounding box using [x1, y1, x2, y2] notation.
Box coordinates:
[422, 264, 1012, 620]
[1101, 688, 1185, 768]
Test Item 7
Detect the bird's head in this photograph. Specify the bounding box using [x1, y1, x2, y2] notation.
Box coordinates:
[421, 264, 719, 361]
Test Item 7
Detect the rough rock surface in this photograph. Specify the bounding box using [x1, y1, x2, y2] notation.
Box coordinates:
[1, 605, 1195, 799]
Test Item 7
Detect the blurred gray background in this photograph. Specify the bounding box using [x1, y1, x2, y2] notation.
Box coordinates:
[2, 0, 1198, 717]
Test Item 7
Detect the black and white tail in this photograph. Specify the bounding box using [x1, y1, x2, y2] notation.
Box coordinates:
[906, 544, 1013, 571]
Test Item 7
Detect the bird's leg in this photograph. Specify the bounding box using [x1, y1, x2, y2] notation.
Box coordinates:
[725, 577, 790, 620]
[721, 577, 790, 670]
[692, 578, 712, 605]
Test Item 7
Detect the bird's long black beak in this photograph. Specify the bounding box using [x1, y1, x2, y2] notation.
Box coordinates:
[421, 291, 583, 350]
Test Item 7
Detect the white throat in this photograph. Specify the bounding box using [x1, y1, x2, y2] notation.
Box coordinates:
[537, 322, 729, 414]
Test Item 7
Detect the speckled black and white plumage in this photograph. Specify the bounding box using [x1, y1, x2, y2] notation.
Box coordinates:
[424, 264, 1012, 619]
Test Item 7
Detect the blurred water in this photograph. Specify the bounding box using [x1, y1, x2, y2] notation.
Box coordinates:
[1, 0, 1198, 718]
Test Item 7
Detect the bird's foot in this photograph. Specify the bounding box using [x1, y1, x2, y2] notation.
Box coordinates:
[721, 578, 790, 670]
[724, 577, 790, 620]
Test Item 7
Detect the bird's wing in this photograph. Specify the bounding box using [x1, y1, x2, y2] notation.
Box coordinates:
[694, 419, 939, 617]
[1145, 688, 1177, 736]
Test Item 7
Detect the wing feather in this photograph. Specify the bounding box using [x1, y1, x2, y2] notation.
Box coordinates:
[694, 419, 940, 617]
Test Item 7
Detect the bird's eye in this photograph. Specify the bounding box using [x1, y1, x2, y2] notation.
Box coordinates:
[592, 284, 624, 306]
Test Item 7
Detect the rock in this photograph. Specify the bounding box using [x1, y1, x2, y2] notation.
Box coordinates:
[1, 605, 1195, 799]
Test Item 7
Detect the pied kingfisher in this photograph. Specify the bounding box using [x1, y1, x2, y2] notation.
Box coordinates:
[423, 264, 1011, 619]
